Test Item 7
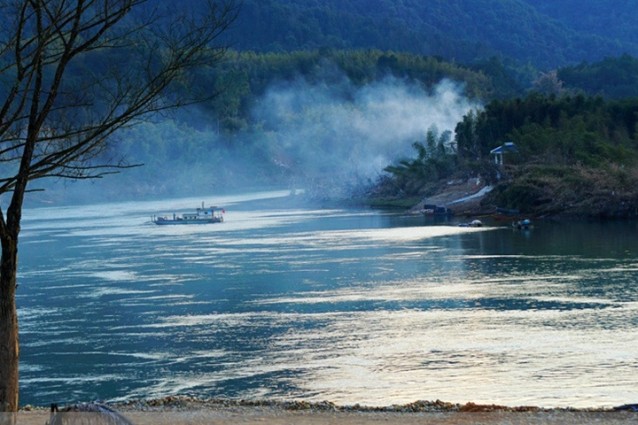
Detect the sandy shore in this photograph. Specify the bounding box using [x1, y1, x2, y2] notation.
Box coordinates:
[14, 398, 638, 425]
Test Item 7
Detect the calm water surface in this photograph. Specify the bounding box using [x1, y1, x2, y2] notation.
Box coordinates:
[17, 191, 638, 408]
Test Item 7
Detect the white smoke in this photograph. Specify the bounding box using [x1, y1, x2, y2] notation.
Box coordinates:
[251, 76, 480, 184]
[27, 73, 482, 205]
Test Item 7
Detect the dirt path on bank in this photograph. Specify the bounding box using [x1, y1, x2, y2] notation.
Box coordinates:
[410, 180, 493, 216]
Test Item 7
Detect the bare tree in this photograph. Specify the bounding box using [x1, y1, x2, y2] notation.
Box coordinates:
[532, 70, 566, 96]
[0, 0, 237, 413]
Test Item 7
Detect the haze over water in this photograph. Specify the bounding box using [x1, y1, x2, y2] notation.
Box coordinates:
[17, 190, 638, 408]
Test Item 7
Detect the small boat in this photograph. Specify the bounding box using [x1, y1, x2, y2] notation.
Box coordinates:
[421, 204, 453, 216]
[513, 218, 532, 230]
[459, 219, 483, 227]
[153, 203, 224, 225]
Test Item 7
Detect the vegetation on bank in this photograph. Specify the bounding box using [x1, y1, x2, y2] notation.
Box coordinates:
[377, 93, 638, 218]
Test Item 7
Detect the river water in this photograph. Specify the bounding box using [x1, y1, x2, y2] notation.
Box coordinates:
[16, 190, 638, 408]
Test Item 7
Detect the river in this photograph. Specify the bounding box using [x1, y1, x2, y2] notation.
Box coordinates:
[16, 190, 638, 408]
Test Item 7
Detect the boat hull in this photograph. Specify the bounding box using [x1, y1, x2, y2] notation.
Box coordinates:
[154, 217, 222, 225]
[152, 203, 224, 225]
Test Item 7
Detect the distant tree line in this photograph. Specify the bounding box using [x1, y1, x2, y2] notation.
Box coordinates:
[191, 51, 638, 135]
[455, 93, 638, 168]
[190, 49, 508, 133]
[558, 55, 638, 99]
[60, 48, 638, 139]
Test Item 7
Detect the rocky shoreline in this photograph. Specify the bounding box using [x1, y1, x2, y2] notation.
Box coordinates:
[107, 396, 624, 413]
[404, 176, 638, 220]
[16, 397, 638, 425]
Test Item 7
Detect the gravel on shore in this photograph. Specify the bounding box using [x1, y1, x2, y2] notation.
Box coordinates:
[15, 396, 638, 425]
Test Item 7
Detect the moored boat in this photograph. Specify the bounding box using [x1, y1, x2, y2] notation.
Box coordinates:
[153, 203, 224, 225]
[421, 204, 453, 216]
[513, 218, 532, 230]
[458, 219, 483, 227]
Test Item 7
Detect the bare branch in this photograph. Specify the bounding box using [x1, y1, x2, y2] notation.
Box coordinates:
[0, 0, 238, 205]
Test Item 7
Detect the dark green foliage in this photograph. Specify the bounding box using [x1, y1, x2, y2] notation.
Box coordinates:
[469, 57, 527, 99]
[222, 0, 638, 69]
[382, 128, 456, 196]
[191, 49, 496, 132]
[454, 94, 638, 167]
[379, 88, 638, 217]
[452, 93, 638, 216]
[558, 55, 638, 99]
[523, 1, 638, 46]
[488, 163, 638, 217]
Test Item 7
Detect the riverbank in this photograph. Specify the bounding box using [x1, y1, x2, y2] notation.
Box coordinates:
[15, 398, 638, 424]
[369, 171, 638, 220]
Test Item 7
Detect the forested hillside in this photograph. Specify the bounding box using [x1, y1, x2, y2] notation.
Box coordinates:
[523, 0, 638, 46]
[22, 0, 638, 216]
[223, 0, 638, 69]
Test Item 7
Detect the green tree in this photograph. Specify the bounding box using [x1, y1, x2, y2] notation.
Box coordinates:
[0, 0, 237, 415]
[383, 128, 456, 196]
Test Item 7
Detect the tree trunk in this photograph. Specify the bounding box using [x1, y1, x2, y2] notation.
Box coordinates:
[0, 235, 19, 414]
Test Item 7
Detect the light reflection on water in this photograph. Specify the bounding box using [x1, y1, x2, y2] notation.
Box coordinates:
[16, 191, 638, 408]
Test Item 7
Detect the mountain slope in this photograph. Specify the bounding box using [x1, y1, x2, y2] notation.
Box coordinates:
[222, 0, 638, 69]
[522, 0, 638, 46]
